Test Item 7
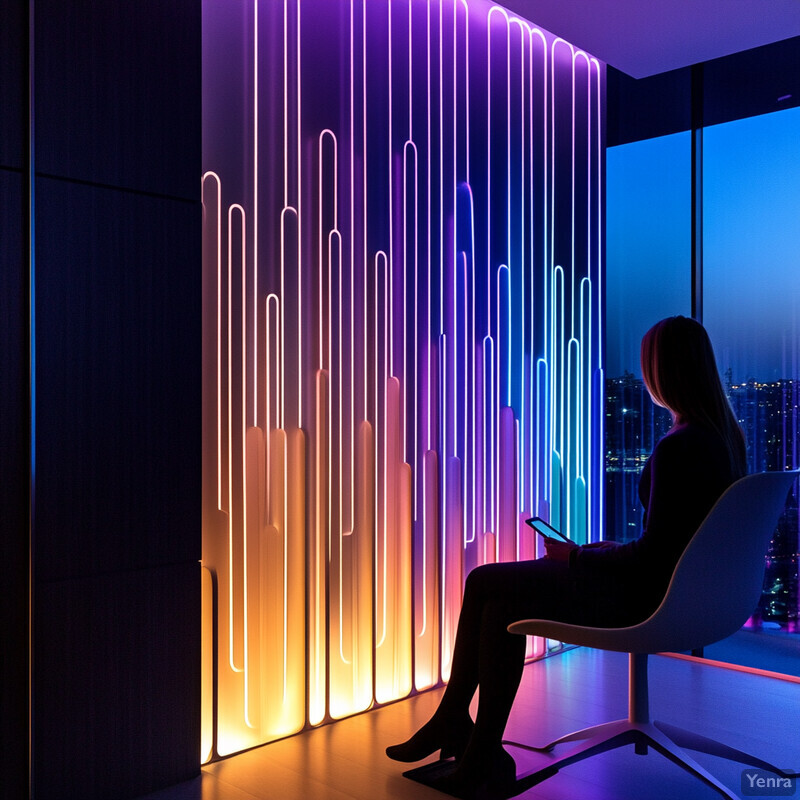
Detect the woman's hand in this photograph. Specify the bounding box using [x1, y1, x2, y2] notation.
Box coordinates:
[581, 541, 620, 551]
[543, 537, 578, 562]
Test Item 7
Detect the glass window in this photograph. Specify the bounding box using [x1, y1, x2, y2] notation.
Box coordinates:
[703, 107, 800, 628]
[605, 132, 691, 543]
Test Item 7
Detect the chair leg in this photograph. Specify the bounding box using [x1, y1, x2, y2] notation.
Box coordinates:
[654, 720, 794, 777]
[507, 721, 742, 800]
[502, 651, 777, 799]
[642, 723, 742, 799]
[506, 719, 643, 796]
[503, 718, 626, 753]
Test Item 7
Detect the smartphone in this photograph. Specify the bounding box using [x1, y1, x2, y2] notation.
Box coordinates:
[524, 516, 572, 543]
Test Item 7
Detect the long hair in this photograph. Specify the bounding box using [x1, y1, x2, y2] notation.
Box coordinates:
[641, 316, 747, 478]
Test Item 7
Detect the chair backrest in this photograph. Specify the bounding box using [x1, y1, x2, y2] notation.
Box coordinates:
[646, 470, 798, 653]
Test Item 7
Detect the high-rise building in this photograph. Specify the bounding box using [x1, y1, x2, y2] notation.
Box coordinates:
[606, 375, 800, 625]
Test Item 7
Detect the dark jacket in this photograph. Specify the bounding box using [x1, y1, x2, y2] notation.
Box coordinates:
[571, 422, 739, 626]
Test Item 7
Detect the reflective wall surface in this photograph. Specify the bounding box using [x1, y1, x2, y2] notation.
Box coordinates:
[202, 0, 604, 759]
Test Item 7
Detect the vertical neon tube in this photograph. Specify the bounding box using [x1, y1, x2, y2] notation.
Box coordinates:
[201, 0, 604, 757]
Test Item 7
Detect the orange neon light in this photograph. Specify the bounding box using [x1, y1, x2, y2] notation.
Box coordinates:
[201, 0, 603, 760]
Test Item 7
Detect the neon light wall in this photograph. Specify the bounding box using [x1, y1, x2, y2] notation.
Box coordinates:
[201, 0, 604, 760]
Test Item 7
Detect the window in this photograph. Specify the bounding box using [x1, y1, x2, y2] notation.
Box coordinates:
[704, 107, 800, 627]
[605, 132, 691, 543]
[606, 108, 800, 628]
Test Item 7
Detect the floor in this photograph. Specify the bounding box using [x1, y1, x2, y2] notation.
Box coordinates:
[138, 645, 799, 800]
[705, 628, 800, 679]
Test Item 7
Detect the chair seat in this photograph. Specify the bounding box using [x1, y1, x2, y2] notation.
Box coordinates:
[507, 617, 712, 654]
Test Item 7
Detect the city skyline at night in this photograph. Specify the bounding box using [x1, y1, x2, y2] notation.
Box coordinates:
[605, 372, 799, 624]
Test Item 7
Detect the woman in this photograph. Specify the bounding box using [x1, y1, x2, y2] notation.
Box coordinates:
[386, 316, 747, 798]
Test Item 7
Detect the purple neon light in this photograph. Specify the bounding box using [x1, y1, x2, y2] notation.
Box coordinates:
[201, 0, 604, 757]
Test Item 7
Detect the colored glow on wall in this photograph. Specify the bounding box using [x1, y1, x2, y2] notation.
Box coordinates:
[201, 0, 604, 760]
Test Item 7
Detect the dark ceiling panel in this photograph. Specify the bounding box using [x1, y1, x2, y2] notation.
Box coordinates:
[495, 0, 800, 78]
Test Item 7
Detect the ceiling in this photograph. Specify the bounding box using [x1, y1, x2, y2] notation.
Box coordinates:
[496, 0, 800, 78]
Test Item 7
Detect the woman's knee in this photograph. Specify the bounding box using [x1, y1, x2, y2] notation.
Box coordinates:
[463, 558, 568, 617]
[464, 562, 513, 602]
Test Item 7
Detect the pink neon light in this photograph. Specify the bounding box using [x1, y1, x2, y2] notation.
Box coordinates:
[296, 0, 303, 429]
[375, 249, 389, 648]
[202, 171, 223, 510]
[459, 0, 470, 185]
[283, 0, 289, 208]
[438, 0, 444, 338]
[362, 0, 369, 424]
[253, 0, 258, 428]
[666, 652, 800, 685]
[202, 0, 604, 753]
[425, 0, 431, 449]
[318, 130, 339, 370]
[349, 2, 358, 538]
[227, 203, 246, 676]
[265, 293, 280, 511]
[388, 0, 394, 377]
[404, 139, 419, 503]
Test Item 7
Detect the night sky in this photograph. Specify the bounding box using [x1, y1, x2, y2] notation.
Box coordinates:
[606, 105, 800, 382]
[606, 130, 691, 378]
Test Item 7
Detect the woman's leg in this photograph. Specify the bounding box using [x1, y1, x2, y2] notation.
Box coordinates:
[387, 556, 582, 763]
[384, 562, 492, 761]
[459, 558, 582, 744]
[431, 558, 584, 795]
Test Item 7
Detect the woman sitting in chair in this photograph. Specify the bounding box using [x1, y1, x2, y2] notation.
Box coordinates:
[386, 315, 747, 798]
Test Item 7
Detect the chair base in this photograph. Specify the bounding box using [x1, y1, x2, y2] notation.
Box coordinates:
[503, 717, 794, 800]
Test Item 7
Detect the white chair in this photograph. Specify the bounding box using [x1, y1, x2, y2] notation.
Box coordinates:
[506, 470, 799, 800]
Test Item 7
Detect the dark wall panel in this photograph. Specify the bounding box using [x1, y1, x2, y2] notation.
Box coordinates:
[33, 562, 200, 800]
[608, 37, 800, 148]
[607, 65, 692, 147]
[703, 35, 800, 127]
[0, 4, 28, 800]
[34, 0, 200, 199]
[30, 1, 203, 796]
[0, 0, 26, 170]
[34, 179, 201, 583]
[0, 170, 29, 800]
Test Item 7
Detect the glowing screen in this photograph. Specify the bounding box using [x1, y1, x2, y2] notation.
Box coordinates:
[201, 0, 604, 759]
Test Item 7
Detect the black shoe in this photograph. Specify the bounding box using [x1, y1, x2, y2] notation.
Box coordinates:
[386, 715, 474, 763]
